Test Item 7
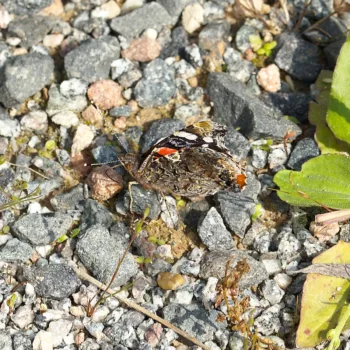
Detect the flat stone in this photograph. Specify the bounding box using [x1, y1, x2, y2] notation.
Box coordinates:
[87, 80, 123, 110]
[50, 184, 85, 211]
[0, 53, 54, 108]
[12, 212, 74, 245]
[198, 21, 230, 51]
[1, 0, 53, 15]
[23, 263, 81, 300]
[207, 72, 301, 140]
[287, 137, 320, 170]
[76, 224, 138, 287]
[65, 36, 120, 83]
[0, 238, 34, 262]
[200, 250, 268, 289]
[274, 32, 322, 83]
[110, 2, 173, 40]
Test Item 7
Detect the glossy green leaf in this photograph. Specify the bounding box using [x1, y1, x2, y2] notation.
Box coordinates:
[327, 35, 350, 143]
[315, 125, 350, 154]
[296, 241, 350, 347]
[274, 154, 350, 209]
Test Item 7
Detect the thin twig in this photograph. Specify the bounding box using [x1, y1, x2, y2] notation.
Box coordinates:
[294, 0, 312, 32]
[75, 268, 212, 350]
[8, 162, 51, 180]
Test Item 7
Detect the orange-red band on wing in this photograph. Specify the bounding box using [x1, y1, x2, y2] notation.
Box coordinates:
[157, 147, 178, 156]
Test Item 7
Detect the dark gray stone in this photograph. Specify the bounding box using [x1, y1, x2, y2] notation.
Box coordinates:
[134, 59, 176, 108]
[183, 43, 203, 68]
[65, 36, 120, 83]
[260, 92, 312, 123]
[141, 118, 185, 153]
[198, 207, 234, 251]
[157, 0, 193, 19]
[287, 137, 320, 170]
[124, 184, 161, 220]
[183, 199, 211, 230]
[50, 184, 85, 211]
[291, 0, 333, 19]
[223, 47, 254, 83]
[91, 145, 119, 164]
[199, 250, 268, 289]
[324, 36, 346, 69]
[207, 72, 301, 140]
[1, 0, 53, 15]
[215, 191, 256, 238]
[163, 303, 226, 343]
[109, 106, 132, 117]
[0, 238, 34, 262]
[110, 2, 173, 40]
[76, 224, 138, 287]
[22, 263, 81, 300]
[274, 32, 322, 82]
[79, 199, 114, 234]
[0, 168, 14, 188]
[7, 15, 54, 49]
[198, 21, 231, 51]
[224, 126, 250, 160]
[160, 27, 189, 59]
[12, 212, 74, 245]
[0, 53, 54, 108]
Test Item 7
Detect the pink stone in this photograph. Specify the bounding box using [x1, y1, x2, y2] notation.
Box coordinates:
[257, 64, 281, 92]
[43, 33, 64, 48]
[144, 323, 163, 348]
[122, 37, 161, 62]
[87, 80, 124, 110]
[82, 105, 103, 129]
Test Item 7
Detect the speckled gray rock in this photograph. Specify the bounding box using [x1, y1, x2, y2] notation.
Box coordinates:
[160, 26, 189, 59]
[0, 331, 12, 350]
[13, 333, 32, 350]
[260, 92, 312, 123]
[109, 106, 132, 118]
[22, 263, 81, 300]
[7, 15, 54, 49]
[50, 184, 85, 211]
[198, 207, 234, 251]
[198, 21, 231, 51]
[12, 212, 74, 245]
[287, 137, 320, 170]
[0, 108, 20, 138]
[291, 0, 333, 19]
[141, 118, 184, 153]
[1, 0, 53, 15]
[65, 36, 120, 83]
[46, 84, 87, 117]
[110, 2, 173, 40]
[157, 0, 193, 19]
[0, 53, 54, 108]
[274, 33, 322, 82]
[208, 72, 301, 140]
[163, 303, 226, 343]
[224, 126, 250, 160]
[76, 224, 138, 287]
[235, 24, 259, 53]
[91, 145, 119, 164]
[254, 304, 282, 335]
[134, 59, 176, 108]
[214, 192, 256, 238]
[199, 250, 268, 289]
[79, 199, 115, 234]
[223, 47, 254, 83]
[0, 238, 34, 262]
[124, 184, 161, 220]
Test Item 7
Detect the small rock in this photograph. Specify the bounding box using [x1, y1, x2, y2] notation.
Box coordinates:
[122, 37, 161, 62]
[174, 103, 201, 124]
[92, 1, 121, 19]
[110, 2, 173, 40]
[109, 105, 132, 118]
[0, 53, 54, 108]
[262, 280, 285, 304]
[268, 144, 290, 169]
[111, 58, 134, 80]
[287, 137, 320, 170]
[223, 47, 254, 83]
[274, 32, 322, 82]
[200, 250, 268, 289]
[134, 59, 176, 108]
[0, 137, 8, 154]
[184, 43, 203, 68]
[182, 3, 204, 34]
[91, 145, 119, 164]
[257, 64, 280, 92]
[157, 272, 185, 290]
[87, 165, 123, 201]
[23, 263, 81, 299]
[46, 84, 87, 116]
[160, 26, 189, 59]
[12, 212, 73, 245]
[71, 124, 94, 156]
[76, 224, 138, 287]
[198, 207, 234, 251]
[261, 258, 282, 276]
[50, 184, 85, 211]
[0, 238, 34, 262]
[144, 323, 163, 347]
[65, 36, 120, 83]
[198, 21, 230, 51]
[292, 0, 333, 19]
[82, 105, 103, 128]
[43, 33, 64, 48]
[48, 319, 73, 347]
[174, 60, 196, 79]
[20, 110, 48, 134]
[60, 78, 88, 98]
[51, 111, 79, 128]
[274, 273, 292, 290]
[0, 5, 10, 29]
[0, 109, 20, 138]
[11, 304, 34, 329]
[87, 80, 123, 110]
[254, 304, 282, 336]
[235, 24, 259, 54]
[2, 0, 53, 15]
[33, 330, 54, 350]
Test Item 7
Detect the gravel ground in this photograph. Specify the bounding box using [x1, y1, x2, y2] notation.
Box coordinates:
[0, 0, 348, 349]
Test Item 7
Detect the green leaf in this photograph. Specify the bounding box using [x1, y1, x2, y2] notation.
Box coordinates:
[1, 225, 10, 234]
[274, 154, 350, 209]
[45, 140, 56, 151]
[327, 35, 350, 143]
[249, 34, 263, 51]
[56, 234, 68, 243]
[251, 203, 263, 221]
[315, 125, 350, 154]
[70, 228, 80, 239]
[296, 241, 350, 347]
[0, 156, 6, 165]
[263, 41, 277, 50]
[148, 235, 158, 243]
[135, 256, 145, 264]
[284, 116, 299, 124]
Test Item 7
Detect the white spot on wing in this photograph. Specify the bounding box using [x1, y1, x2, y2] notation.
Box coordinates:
[203, 136, 213, 143]
[174, 131, 198, 140]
